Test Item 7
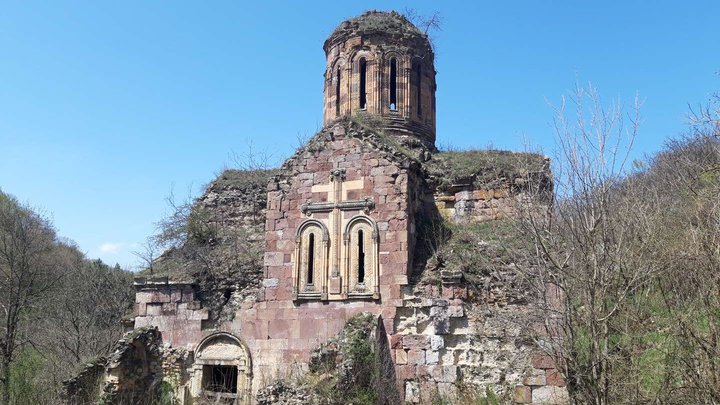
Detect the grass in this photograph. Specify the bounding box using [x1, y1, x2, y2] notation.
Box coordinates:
[427, 149, 547, 192]
[208, 168, 277, 191]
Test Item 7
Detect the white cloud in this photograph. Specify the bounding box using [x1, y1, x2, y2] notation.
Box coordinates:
[99, 242, 125, 254]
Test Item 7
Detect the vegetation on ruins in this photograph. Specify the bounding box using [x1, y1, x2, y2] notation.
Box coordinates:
[514, 85, 720, 404]
[414, 81, 720, 404]
[139, 164, 276, 324]
[0, 191, 134, 405]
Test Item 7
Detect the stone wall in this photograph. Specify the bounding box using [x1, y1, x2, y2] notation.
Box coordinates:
[435, 185, 524, 223]
[64, 327, 165, 405]
[133, 280, 208, 346]
[127, 119, 563, 403]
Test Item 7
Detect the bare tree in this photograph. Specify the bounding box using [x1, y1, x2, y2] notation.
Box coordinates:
[402, 8, 443, 35]
[133, 237, 158, 274]
[0, 193, 67, 405]
[517, 83, 656, 405]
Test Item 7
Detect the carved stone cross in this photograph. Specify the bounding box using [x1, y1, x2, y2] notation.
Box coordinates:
[301, 168, 374, 293]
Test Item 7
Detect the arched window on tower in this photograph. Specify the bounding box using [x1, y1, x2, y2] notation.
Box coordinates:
[293, 220, 329, 300]
[344, 216, 379, 299]
[413, 61, 422, 117]
[359, 58, 367, 110]
[335, 68, 341, 116]
[389, 58, 397, 111]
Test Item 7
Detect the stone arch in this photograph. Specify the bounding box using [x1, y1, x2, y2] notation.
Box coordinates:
[328, 57, 347, 119]
[294, 219, 330, 300]
[191, 332, 252, 404]
[343, 215, 380, 299]
[350, 50, 376, 113]
[383, 51, 404, 113]
[410, 56, 424, 118]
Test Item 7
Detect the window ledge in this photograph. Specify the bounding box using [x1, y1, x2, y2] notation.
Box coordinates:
[347, 291, 379, 300]
[295, 292, 323, 300]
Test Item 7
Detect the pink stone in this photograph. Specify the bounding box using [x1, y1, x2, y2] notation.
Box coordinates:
[395, 365, 416, 381]
[268, 319, 291, 339]
[513, 386, 532, 404]
[263, 252, 284, 266]
[390, 334, 403, 349]
[403, 335, 430, 350]
[546, 369, 566, 387]
[532, 354, 557, 369]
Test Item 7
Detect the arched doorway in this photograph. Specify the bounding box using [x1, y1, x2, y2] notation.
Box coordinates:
[190, 332, 252, 404]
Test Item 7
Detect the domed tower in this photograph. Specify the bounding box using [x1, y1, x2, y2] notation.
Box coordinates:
[323, 10, 437, 150]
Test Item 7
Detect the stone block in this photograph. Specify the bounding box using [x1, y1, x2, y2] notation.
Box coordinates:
[532, 354, 556, 369]
[262, 278, 279, 288]
[181, 289, 195, 303]
[162, 303, 177, 315]
[403, 335, 430, 350]
[263, 252, 284, 266]
[430, 335, 444, 351]
[426, 350, 439, 365]
[170, 290, 182, 302]
[405, 381, 420, 403]
[429, 306, 447, 320]
[433, 316, 450, 335]
[396, 365, 416, 381]
[428, 365, 458, 383]
[473, 189, 493, 200]
[447, 305, 464, 318]
[146, 303, 163, 316]
[268, 319, 291, 339]
[188, 309, 209, 320]
[513, 385, 532, 404]
[452, 286, 468, 299]
[523, 369, 546, 386]
[407, 349, 425, 366]
[390, 334, 403, 349]
[149, 291, 171, 303]
[395, 349, 408, 365]
[546, 368, 566, 387]
[532, 386, 569, 404]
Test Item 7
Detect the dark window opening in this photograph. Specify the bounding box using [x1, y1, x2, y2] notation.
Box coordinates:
[307, 233, 315, 285]
[389, 58, 397, 111]
[203, 365, 238, 394]
[359, 58, 367, 109]
[335, 68, 341, 116]
[414, 62, 422, 117]
[357, 230, 365, 284]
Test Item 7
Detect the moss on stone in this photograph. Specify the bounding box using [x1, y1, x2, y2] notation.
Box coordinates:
[208, 168, 277, 192]
[427, 149, 548, 192]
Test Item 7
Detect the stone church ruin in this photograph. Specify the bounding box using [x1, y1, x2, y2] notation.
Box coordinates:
[65, 10, 566, 405]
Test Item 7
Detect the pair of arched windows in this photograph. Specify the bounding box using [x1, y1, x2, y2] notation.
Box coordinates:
[335, 57, 400, 113]
[293, 217, 379, 300]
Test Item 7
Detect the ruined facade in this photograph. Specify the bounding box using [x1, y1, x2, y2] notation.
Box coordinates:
[94, 10, 566, 405]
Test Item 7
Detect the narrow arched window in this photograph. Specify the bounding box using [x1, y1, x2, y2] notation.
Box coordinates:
[335, 68, 341, 116]
[307, 233, 315, 285]
[344, 217, 379, 298]
[357, 230, 365, 284]
[294, 221, 329, 300]
[359, 58, 367, 109]
[389, 58, 397, 111]
[414, 61, 422, 117]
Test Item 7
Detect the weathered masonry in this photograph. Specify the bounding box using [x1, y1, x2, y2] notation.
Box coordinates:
[74, 10, 566, 405]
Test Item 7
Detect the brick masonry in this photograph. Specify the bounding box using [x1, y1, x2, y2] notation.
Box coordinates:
[128, 10, 565, 405]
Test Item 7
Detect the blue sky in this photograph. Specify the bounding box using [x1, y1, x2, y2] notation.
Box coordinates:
[0, 1, 718, 269]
